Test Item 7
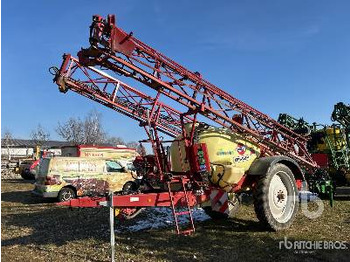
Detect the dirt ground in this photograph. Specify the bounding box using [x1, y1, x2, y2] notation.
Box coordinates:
[1, 178, 350, 262]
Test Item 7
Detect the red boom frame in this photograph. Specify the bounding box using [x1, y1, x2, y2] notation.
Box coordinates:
[76, 14, 317, 170]
[54, 54, 194, 138]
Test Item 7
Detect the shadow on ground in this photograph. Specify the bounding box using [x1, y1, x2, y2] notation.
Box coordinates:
[1, 190, 56, 205]
[2, 182, 349, 261]
[1, 204, 295, 261]
[1, 197, 266, 246]
[1, 178, 34, 184]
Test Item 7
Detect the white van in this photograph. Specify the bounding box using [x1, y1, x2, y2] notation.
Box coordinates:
[32, 157, 134, 202]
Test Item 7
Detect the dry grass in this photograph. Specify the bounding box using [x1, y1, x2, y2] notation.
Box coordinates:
[1, 179, 350, 262]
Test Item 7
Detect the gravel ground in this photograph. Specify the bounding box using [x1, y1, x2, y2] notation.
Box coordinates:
[1, 169, 22, 180]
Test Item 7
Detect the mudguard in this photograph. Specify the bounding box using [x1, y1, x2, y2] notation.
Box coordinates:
[247, 156, 305, 181]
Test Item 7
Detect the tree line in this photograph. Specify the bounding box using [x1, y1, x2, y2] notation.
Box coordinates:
[3, 110, 146, 155]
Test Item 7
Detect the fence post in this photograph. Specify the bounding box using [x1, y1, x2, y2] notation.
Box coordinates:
[109, 192, 115, 262]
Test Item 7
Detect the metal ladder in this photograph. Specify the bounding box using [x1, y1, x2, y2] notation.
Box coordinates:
[167, 177, 195, 235]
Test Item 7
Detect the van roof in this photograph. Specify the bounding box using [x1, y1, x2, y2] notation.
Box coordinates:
[45, 156, 131, 161]
[61, 145, 137, 151]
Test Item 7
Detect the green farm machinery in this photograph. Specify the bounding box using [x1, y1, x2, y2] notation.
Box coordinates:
[278, 102, 350, 205]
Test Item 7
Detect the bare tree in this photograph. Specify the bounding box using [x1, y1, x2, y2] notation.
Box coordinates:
[137, 143, 147, 156]
[2, 130, 13, 160]
[126, 141, 139, 149]
[84, 110, 106, 145]
[107, 136, 125, 146]
[126, 141, 146, 155]
[56, 118, 85, 145]
[56, 110, 106, 145]
[31, 124, 50, 147]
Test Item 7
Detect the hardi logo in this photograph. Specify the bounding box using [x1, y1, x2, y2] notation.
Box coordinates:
[236, 144, 246, 155]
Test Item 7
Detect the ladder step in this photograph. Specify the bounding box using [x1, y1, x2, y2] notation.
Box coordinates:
[167, 178, 196, 235]
[180, 229, 195, 235]
[175, 210, 191, 216]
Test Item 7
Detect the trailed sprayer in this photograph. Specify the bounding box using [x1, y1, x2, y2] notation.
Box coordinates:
[52, 14, 322, 234]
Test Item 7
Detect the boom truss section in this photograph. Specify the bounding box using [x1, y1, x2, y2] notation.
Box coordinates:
[52, 54, 193, 138]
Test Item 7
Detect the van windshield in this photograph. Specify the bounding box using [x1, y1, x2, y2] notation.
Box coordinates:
[106, 161, 124, 172]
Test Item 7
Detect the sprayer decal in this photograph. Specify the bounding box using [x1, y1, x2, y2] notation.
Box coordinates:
[236, 144, 246, 155]
[234, 155, 250, 163]
[216, 149, 235, 156]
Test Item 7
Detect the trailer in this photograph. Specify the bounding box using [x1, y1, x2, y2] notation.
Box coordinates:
[51, 14, 323, 236]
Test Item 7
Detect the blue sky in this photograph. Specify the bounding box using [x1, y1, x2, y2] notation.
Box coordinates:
[2, 0, 350, 142]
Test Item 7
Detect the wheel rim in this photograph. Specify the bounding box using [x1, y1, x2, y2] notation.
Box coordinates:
[61, 191, 73, 201]
[268, 171, 295, 223]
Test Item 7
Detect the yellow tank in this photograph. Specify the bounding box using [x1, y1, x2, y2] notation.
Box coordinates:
[170, 126, 260, 192]
[317, 127, 346, 152]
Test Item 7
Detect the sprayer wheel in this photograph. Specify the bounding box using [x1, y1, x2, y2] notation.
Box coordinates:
[253, 163, 298, 231]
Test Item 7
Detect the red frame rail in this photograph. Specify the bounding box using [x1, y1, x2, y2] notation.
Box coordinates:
[57, 191, 204, 208]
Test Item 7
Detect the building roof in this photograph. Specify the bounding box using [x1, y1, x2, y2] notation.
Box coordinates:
[1, 139, 73, 148]
[1, 139, 123, 149]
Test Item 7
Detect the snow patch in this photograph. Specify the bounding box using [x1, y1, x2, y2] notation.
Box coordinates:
[115, 207, 210, 233]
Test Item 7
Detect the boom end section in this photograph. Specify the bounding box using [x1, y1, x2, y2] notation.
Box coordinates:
[90, 14, 136, 56]
[49, 66, 69, 94]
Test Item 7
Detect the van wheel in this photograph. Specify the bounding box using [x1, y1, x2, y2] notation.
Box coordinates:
[253, 163, 298, 231]
[58, 187, 76, 202]
[122, 181, 138, 194]
[21, 169, 35, 180]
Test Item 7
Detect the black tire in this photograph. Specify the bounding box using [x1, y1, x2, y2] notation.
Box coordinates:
[204, 193, 240, 219]
[20, 169, 35, 180]
[58, 187, 76, 202]
[253, 163, 298, 231]
[122, 181, 138, 194]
